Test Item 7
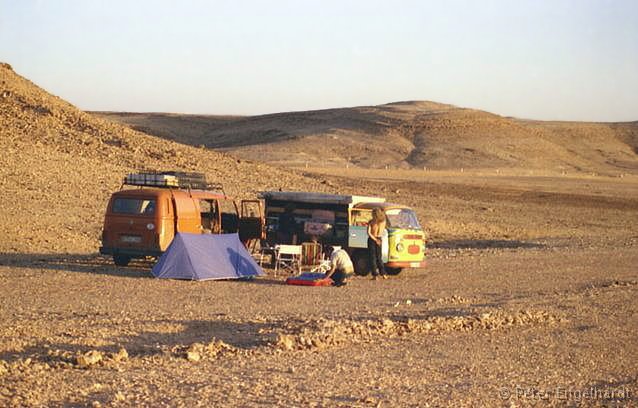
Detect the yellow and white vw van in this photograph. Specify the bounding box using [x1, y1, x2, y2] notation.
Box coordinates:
[259, 191, 426, 275]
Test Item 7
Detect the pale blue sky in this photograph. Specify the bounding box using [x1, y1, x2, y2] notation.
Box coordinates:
[1, 0, 637, 121]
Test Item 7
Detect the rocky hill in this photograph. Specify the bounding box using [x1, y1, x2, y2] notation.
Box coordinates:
[98, 102, 638, 174]
[0, 63, 327, 254]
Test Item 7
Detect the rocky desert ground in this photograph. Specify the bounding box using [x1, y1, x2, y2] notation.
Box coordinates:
[1, 62, 638, 407]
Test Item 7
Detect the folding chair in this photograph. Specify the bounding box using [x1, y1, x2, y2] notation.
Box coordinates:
[257, 243, 276, 268]
[301, 242, 323, 271]
[274, 244, 302, 276]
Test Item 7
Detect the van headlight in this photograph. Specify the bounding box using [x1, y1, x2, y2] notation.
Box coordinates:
[396, 243, 404, 252]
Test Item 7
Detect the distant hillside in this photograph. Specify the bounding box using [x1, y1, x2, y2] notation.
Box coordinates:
[97, 102, 638, 174]
[0, 63, 325, 254]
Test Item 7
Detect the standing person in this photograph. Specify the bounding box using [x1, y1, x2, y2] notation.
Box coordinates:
[277, 204, 297, 244]
[367, 208, 387, 280]
[324, 246, 353, 287]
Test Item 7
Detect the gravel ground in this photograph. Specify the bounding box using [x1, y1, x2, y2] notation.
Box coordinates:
[1, 241, 637, 407]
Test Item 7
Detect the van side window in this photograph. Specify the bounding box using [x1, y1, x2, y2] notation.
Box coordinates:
[199, 200, 211, 213]
[351, 210, 372, 226]
[199, 199, 218, 233]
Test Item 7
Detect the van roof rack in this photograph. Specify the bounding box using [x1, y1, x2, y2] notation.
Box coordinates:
[204, 182, 226, 195]
[123, 171, 225, 194]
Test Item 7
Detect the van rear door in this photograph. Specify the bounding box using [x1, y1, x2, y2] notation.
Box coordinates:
[239, 199, 265, 242]
[172, 192, 200, 233]
[108, 196, 158, 250]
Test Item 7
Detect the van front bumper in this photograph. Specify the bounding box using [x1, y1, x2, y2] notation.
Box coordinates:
[385, 260, 427, 269]
[99, 246, 163, 258]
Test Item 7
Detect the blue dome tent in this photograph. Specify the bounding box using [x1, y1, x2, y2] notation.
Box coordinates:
[151, 233, 263, 281]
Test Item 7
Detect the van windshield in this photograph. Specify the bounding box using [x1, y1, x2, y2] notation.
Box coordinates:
[385, 208, 421, 229]
[113, 198, 156, 215]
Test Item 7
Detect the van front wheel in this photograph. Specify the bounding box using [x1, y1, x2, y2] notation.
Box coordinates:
[113, 255, 131, 266]
[386, 267, 403, 276]
[353, 250, 370, 276]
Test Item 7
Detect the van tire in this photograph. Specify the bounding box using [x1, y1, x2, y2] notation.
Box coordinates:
[113, 255, 131, 266]
[353, 250, 370, 276]
[386, 267, 403, 276]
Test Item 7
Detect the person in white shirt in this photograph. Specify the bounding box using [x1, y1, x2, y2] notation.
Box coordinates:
[325, 246, 354, 287]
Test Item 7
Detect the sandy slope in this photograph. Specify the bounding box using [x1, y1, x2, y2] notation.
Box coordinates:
[0, 63, 333, 254]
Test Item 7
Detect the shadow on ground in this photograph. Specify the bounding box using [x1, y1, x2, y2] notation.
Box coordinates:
[0, 316, 295, 364]
[0, 253, 279, 282]
[0, 253, 153, 278]
[429, 239, 545, 250]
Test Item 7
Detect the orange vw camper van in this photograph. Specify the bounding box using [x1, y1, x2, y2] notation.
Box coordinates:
[99, 172, 263, 266]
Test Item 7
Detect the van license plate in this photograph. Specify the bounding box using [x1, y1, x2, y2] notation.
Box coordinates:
[121, 235, 141, 243]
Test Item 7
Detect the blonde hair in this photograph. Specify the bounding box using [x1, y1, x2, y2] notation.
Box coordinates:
[372, 208, 386, 223]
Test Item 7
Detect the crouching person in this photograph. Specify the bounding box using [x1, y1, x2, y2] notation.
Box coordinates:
[325, 246, 353, 287]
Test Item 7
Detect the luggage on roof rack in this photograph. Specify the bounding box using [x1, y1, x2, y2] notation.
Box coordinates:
[124, 171, 213, 190]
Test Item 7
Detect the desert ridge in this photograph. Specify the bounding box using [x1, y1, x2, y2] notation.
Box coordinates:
[97, 101, 638, 175]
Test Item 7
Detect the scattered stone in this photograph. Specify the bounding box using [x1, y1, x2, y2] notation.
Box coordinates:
[268, 309, 563, 353]
[76, 350, 103, 368]
[186, 351, 201, 362]
[110, 347, 128, 362]
[205, 339, 235, 357]
[277, 334, 296, 351]
[180, 339, 236, 361]
[187, 343, 204, 353]
[0, 360, 8, 375]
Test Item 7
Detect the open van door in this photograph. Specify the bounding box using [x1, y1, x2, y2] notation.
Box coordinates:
[239, 200, 265, 245]
[172, 192, 200, 233]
